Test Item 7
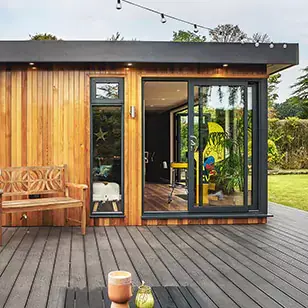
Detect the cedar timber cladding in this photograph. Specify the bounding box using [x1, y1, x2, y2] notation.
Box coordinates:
[0, 64, 267, 227]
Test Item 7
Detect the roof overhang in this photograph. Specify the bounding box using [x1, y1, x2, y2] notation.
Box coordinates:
[0, 41, 299, 74]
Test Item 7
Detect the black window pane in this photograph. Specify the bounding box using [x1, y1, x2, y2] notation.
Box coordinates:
[92, 106, 122, 213]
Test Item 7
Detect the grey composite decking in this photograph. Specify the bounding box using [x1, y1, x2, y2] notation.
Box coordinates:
[0, 202, 308, 308]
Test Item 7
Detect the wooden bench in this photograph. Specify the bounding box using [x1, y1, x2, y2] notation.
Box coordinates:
[0, 165, 88, 245]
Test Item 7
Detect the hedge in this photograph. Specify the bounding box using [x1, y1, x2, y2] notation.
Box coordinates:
[268, 117, 308, 169]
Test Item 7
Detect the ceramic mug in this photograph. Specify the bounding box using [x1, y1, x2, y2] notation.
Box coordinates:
[108, 271, 133, 304]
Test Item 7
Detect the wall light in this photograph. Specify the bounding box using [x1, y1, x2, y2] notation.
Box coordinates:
[29, 62, 35, 66]
[223, 64, 229, 67]
[130, 106, 136, 118]
[127, 63, 133, 66]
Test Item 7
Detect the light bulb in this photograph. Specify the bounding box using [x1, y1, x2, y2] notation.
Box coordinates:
[255, 41, 260, 47]
[194, 24, 198, 33]
[283, 43, 288, 49]
[269, 42, 274, 49]
[116, 0, 122, 10]
[161, 13, 166, 24]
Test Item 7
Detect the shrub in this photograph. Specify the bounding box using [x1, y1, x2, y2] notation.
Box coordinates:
[268, 118, 308, 169]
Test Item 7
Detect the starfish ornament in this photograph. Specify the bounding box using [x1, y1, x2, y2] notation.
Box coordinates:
[95, 128, 108, 142]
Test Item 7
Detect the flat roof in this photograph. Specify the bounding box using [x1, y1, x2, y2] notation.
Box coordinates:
[0, 41, 299, 74]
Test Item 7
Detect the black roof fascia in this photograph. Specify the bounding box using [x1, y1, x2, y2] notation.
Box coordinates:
[0, 41, 299, 67]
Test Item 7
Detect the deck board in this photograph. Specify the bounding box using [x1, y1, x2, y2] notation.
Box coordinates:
[0, 203, 308, 308]
[26, 227, 61, 308]
[105, 227, 140, 286]
[161, 226, 262, 308]
[84, 228, 104, 291]
[5, 228, 49, 308]
[46, 227, 71, 308]
[0, 227, 39, 307]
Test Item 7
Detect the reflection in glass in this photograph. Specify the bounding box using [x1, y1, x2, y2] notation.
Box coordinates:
[193, 85, 246, 207]
[92, 106, 122, 213]
[96, 83, 119, 99]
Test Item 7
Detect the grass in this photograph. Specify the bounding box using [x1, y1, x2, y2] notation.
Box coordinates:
[268, 174, 308, 211]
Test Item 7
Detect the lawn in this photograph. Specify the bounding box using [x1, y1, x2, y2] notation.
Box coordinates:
[268, 174, 308, 211]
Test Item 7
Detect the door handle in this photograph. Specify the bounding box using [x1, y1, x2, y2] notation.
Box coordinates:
[190, 135, 197, 151]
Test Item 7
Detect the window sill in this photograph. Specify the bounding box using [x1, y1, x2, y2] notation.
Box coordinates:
[90, 213, 125, 219]
[142, 211, 272, 220]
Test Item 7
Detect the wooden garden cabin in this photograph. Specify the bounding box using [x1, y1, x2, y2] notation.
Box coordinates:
[0, 41, 299, 227]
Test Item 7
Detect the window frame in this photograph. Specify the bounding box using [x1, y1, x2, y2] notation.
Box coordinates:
[141, 78, 268, 218]
[90, 77, 125, 218]
[90, 78, 124, 105]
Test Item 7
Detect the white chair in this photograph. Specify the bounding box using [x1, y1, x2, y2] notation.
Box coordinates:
[93, 182, 121, 202]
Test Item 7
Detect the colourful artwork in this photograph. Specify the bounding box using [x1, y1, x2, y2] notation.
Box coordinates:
[203, 155, 217, 183]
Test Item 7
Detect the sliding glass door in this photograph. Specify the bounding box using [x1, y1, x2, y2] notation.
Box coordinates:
[142, 78, 259, 215]
[188, 81, 251, 212]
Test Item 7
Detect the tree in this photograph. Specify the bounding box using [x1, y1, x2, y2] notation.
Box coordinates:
[274, 96, 306, 119]
[291, 66, 308, 106]
[209, 24, 248, 42]
[291, 66, 308, 118]
[172, 30, 206, 42]
[250, 32, 271, 43]
[268, 73, 281, 108]
[108, 32, 124, 41]
[29, 33, 59, 40]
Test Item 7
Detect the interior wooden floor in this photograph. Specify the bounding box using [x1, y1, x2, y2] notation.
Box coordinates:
[0, 203, 308, 308]
[144, 183, 188, 212]
[144, 183, 251, 211]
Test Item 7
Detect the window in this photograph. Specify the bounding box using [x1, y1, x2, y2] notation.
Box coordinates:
[91, 78, 124, 216]
[96, 82, 119, 100]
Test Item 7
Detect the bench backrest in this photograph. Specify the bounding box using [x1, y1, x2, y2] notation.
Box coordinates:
[0, 165, 67, 197]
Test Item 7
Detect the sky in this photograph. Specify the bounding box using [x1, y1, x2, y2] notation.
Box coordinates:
[0, 0, 307, 103]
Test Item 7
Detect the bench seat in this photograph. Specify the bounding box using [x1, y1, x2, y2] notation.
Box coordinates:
[3, 197, 82, 213]
[0, 165, 88, 246]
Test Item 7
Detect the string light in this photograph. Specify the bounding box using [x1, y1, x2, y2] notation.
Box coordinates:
[116, 0, 287, 50]
[116, 0, 122, 10]
[118, 0, 212, 33]
[161, 13, 166, 24]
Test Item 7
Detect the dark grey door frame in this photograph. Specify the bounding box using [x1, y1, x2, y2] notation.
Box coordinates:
[141, 77, 267, 217]
[188, 79, 250, 213]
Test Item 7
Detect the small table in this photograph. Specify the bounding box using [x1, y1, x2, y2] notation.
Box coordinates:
[65, 286, 208, 308]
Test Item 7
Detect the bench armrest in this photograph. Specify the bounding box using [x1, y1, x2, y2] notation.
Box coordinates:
[65, 183, 88, 190]
[65, 183, 88, 203]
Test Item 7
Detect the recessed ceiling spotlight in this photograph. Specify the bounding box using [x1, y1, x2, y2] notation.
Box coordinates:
[29, 62, 35, 66]
[223, 64, 229, 67]
[127, 63, 133, 66]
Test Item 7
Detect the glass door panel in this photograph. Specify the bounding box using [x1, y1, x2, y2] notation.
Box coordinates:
[189, 84, 248, 212]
